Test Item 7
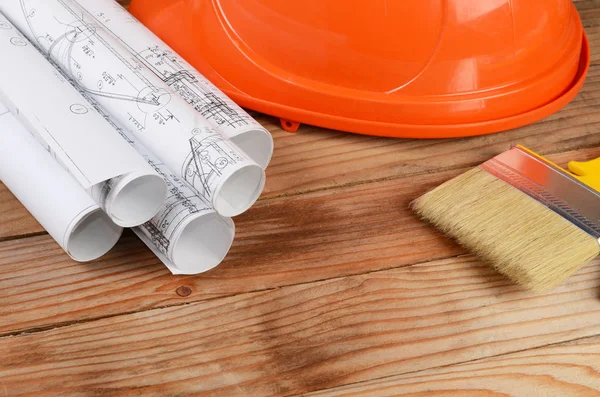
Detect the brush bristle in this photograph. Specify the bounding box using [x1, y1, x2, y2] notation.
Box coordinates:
[411, 168, 600, 293]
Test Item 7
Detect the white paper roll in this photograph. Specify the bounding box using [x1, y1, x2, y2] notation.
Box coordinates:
[98, 109, 236, 274]
[0, 13, 167, 228]
[87, 172, 168, 228]
[0, 0, 265, 218]
[0, 104, 123, 261]
[74, 0, 274, 169]
[134, 188, 236, 274]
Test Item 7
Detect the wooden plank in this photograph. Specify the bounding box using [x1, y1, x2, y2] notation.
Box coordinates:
[0, 187, 41, 241]
[0, 256, 599, 396]
[3, 147, 600, 335]
[304, 337, 600, 397]
[0, 167, 460, 335]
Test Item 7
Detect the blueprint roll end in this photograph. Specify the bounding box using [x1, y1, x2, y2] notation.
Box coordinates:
[107, 173, 167, 228]
[213, 164, 266, 217]
[230, 128, 274, 170]
[171, 213, 235, 274]
[66, 209, 123, 262]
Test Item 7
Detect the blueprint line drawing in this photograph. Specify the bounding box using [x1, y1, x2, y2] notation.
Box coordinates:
[137, 45, 249, 129]
[81, 0, 252, 130]
[1, 0, 264, 218]
[182, 127, 248, 202]
[88, 93, 235, 274]
[74, 0, 274, 169]
[0, 0, 272, 273]
[41, 36, 237, 274]
[0, 11, 163, 228]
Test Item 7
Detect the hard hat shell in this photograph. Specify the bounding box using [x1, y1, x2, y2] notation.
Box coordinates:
[130, 0, 590, 138]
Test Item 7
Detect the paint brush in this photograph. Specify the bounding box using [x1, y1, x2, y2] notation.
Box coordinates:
[411, 145, 600, 292]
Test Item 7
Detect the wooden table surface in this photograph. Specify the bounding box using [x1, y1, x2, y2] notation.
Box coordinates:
[1, 0, 600, 396]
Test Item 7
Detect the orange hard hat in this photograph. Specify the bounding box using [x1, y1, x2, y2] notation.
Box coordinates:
[129, 0, 589, 138]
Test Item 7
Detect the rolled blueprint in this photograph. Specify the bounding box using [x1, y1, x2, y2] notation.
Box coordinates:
[97, 104, 236, 274]
[0, 103, 123, 261]
[74, 0, 274, 169]
[137, 154, 236, 274]
[0, 13, 167, 228]
[1, 0, 267, 218]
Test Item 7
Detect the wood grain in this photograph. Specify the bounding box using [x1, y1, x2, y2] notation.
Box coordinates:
[0, 187, 41, 241]
[1, 255, 600, 396]
[305, 337, 600, 397]
[0, 1, 599, 396]
[0, 167, 461, 335]
[4, 146, 600, 335]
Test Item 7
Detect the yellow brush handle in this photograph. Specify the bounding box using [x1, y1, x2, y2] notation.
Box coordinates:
[567, 159, 600, 192]
[516, 144, 600, 193]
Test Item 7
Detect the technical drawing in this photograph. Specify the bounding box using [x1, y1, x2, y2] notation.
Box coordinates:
[10, 36, 27, 46]
[142, 221, 170, 254]
[182, 131, 237, 201]
[136, 45, 252, 129]
[1, 0, 254, 266]
[17, 0, 173, 131]
[141, 156, 214, 259]
[68, 0, 269, 148]
[70, 103, 89, 114]
[11, 0, 252, 174]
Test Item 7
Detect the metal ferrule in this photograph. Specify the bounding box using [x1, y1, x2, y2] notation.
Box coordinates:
[480, 146, 600, 239]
